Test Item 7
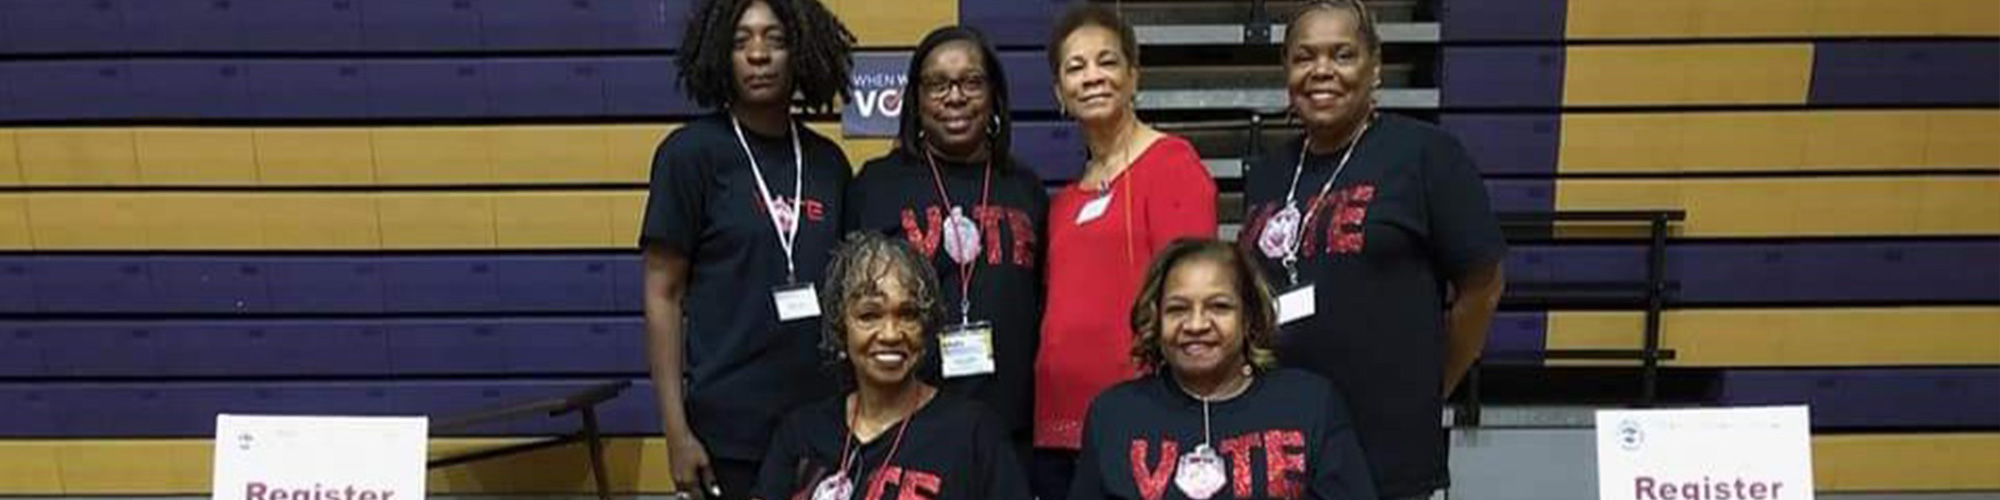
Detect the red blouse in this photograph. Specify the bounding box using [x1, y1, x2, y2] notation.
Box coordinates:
[1034, 134, 1218, 449]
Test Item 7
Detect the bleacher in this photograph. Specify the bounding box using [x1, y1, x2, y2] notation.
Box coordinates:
[1, 0, 1996, 497]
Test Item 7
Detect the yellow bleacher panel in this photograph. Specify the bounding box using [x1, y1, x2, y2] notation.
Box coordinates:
[23, 194, 147, 249]
[254, 128, 377, 185]
[1815, 0, 2000, 37]
[1546, 307, 2000, 367]
[606, 125, 674, 182]
[1926, 110, 2000, 168]
[494, 192, 616, 248]
[1689, 0, 1815, 38]
[139, 194, 267, 249]
[5, 435, 1992, 494]
[1560, 110, 1999, 174]
[1556, 177, 2000, 237]
[609, 191, 648, 245]
[378, 194, 497, 249]
[1816, 433, 2000, 491]
[1564, 0, 1697, 39]
[260, 194, 382, 249]
[489, 127, 614, 183]
[16, 129, 140, 186]
[0, 130, 20, 185]
[806, 122, 892, 170]
[828, 0, 955, 47]
[134, 129, 259, 185]
[373, 127, 493, 185]
[0, 196, 29, 250]
[1563, 45, 1812, 106]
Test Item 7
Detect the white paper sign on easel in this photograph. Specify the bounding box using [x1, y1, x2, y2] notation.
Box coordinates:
[1596, 406, 1814, 500]
[213, 415, 429, 500]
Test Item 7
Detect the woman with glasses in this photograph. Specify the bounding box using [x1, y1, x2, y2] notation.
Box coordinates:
[844, 26, 1048, 465]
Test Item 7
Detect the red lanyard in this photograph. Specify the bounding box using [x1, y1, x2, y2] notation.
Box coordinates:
[832, 390, 920, 488]
[924, 152, 993, 319]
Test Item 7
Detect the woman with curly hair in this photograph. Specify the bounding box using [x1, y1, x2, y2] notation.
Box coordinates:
[636, 0, 855, 497]
[752, 232, 1031, 500]
[1069, 238, 1375, 500]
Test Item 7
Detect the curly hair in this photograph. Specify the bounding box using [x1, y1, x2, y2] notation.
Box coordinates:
[1285, 0, 1381, 54]
[896, 25, 1015, 167]
[676, 0, 856, 113]
[1129, 238, 1281, 374]
[1045, 2, 1139, 74]
[818, 231, 948, 386]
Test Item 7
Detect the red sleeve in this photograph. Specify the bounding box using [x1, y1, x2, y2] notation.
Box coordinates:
[1140, 136, 1218, 250]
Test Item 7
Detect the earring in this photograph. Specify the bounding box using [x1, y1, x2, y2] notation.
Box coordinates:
[987, 114, 1002, 138]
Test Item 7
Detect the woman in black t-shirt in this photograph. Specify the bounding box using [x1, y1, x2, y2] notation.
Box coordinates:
[1236, 2, 1508, 498]
[1071, 239, 1376, 500]
[843, 26, 1048, 460]
[638, 0, 856, 498]
[754, 232, 1032, 500]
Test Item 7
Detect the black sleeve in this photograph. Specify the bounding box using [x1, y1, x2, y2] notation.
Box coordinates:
[1422, 132, 1508, 279]
[841, 166, 871, 234]
[1309, 387, 1379, 500]
[971, 406, 1034, 499]
[753, 414, 808, 500]
[1066, 401, 1109, 500]
[639, 132, 709, 253]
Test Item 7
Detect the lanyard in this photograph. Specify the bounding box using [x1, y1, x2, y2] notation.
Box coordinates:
[924, 152, 993, 324]
[1279, 118, 1372, 284]
[730, 116, 805, 283]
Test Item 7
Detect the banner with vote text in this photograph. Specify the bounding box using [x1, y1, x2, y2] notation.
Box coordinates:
[1597, 406, 1814, 500]
[213, 415, 428, 500]
[844, 52, 911, 138]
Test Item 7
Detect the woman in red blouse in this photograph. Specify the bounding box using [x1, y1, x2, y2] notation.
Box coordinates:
[1031, 4, 1219, 498]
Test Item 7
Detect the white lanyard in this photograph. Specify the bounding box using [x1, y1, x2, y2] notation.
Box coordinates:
[730, 116, 805, 283]
[1277, 119, 1371, 283]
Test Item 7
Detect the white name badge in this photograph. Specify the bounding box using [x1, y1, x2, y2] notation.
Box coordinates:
[1276, 284, 1316, 325]
[1596, 406, 1814, 500]
[213, 415, 428, 500]
[1075, 192, 1113, 224]
[773, 283, 822, 322]
[939, 321, 997, 378]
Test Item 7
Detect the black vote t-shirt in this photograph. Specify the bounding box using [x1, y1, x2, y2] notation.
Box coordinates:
[639, 112, 852, 461]
[843, 151, 1048, 441]
[1069, 368, 1378, 500]
[1235, 113, 1506, 498]
[754, 392, 1033, 500]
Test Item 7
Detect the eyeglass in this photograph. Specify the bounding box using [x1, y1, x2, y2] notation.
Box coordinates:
[920, 74, 990, 99]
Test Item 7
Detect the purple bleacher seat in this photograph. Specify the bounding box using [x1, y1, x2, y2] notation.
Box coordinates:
[1013, 121, 1084, 183]
[1660, 246, 1791, 304]
[31, 258, 158, 313]
[0, 258, 34, 313]
[485, 58, 609, 117]
[128, 62, 252, 119]
[1483, 179, 1557, 214]
[1441, 47, 1563, 109]
[6, 61, 137, 120]
[380, 257, 503, 313]
[492, 318, 637, 373]
[1440, 0, 1565, 42]
[39, 322, 175, 376]
[1000, 51, 1056, 113]
[0, 0, 131, 54]
[0, 64, 14, 119]
[1812, 41, 2000, 106]
[360, 0, 483, 51]
[149, 258, 271, 313]
[609, 256, 646, 312]
[265, 257, 388, 313]
[124, 0, 243, 52]
[365, 59, 491, 118]
[387, 320, 513, 375]
[960, 0, 1072, 49]
[493, 256, 619, 312]
[603, 56, 696, 116]
[481, 0, 606, 50]
[601, 0, 682, 50]
[0, 387, 58, 435]
[1720, 369, 2000, 429]
[1439, 114, 1559, 176]
[0, 323, 44, 376]
[238, 0, 365, 51]
[1484, 311, 1549, 363]
[244, 60, 369, 118]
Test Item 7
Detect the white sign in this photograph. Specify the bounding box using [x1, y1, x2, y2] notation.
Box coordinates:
[214, 415, 429, 500]
[1596, 406, 1813, 500]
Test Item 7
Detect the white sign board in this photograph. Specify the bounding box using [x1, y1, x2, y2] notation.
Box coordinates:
[213, 415, 429, 500]
[1596, 406, 1813, 500]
